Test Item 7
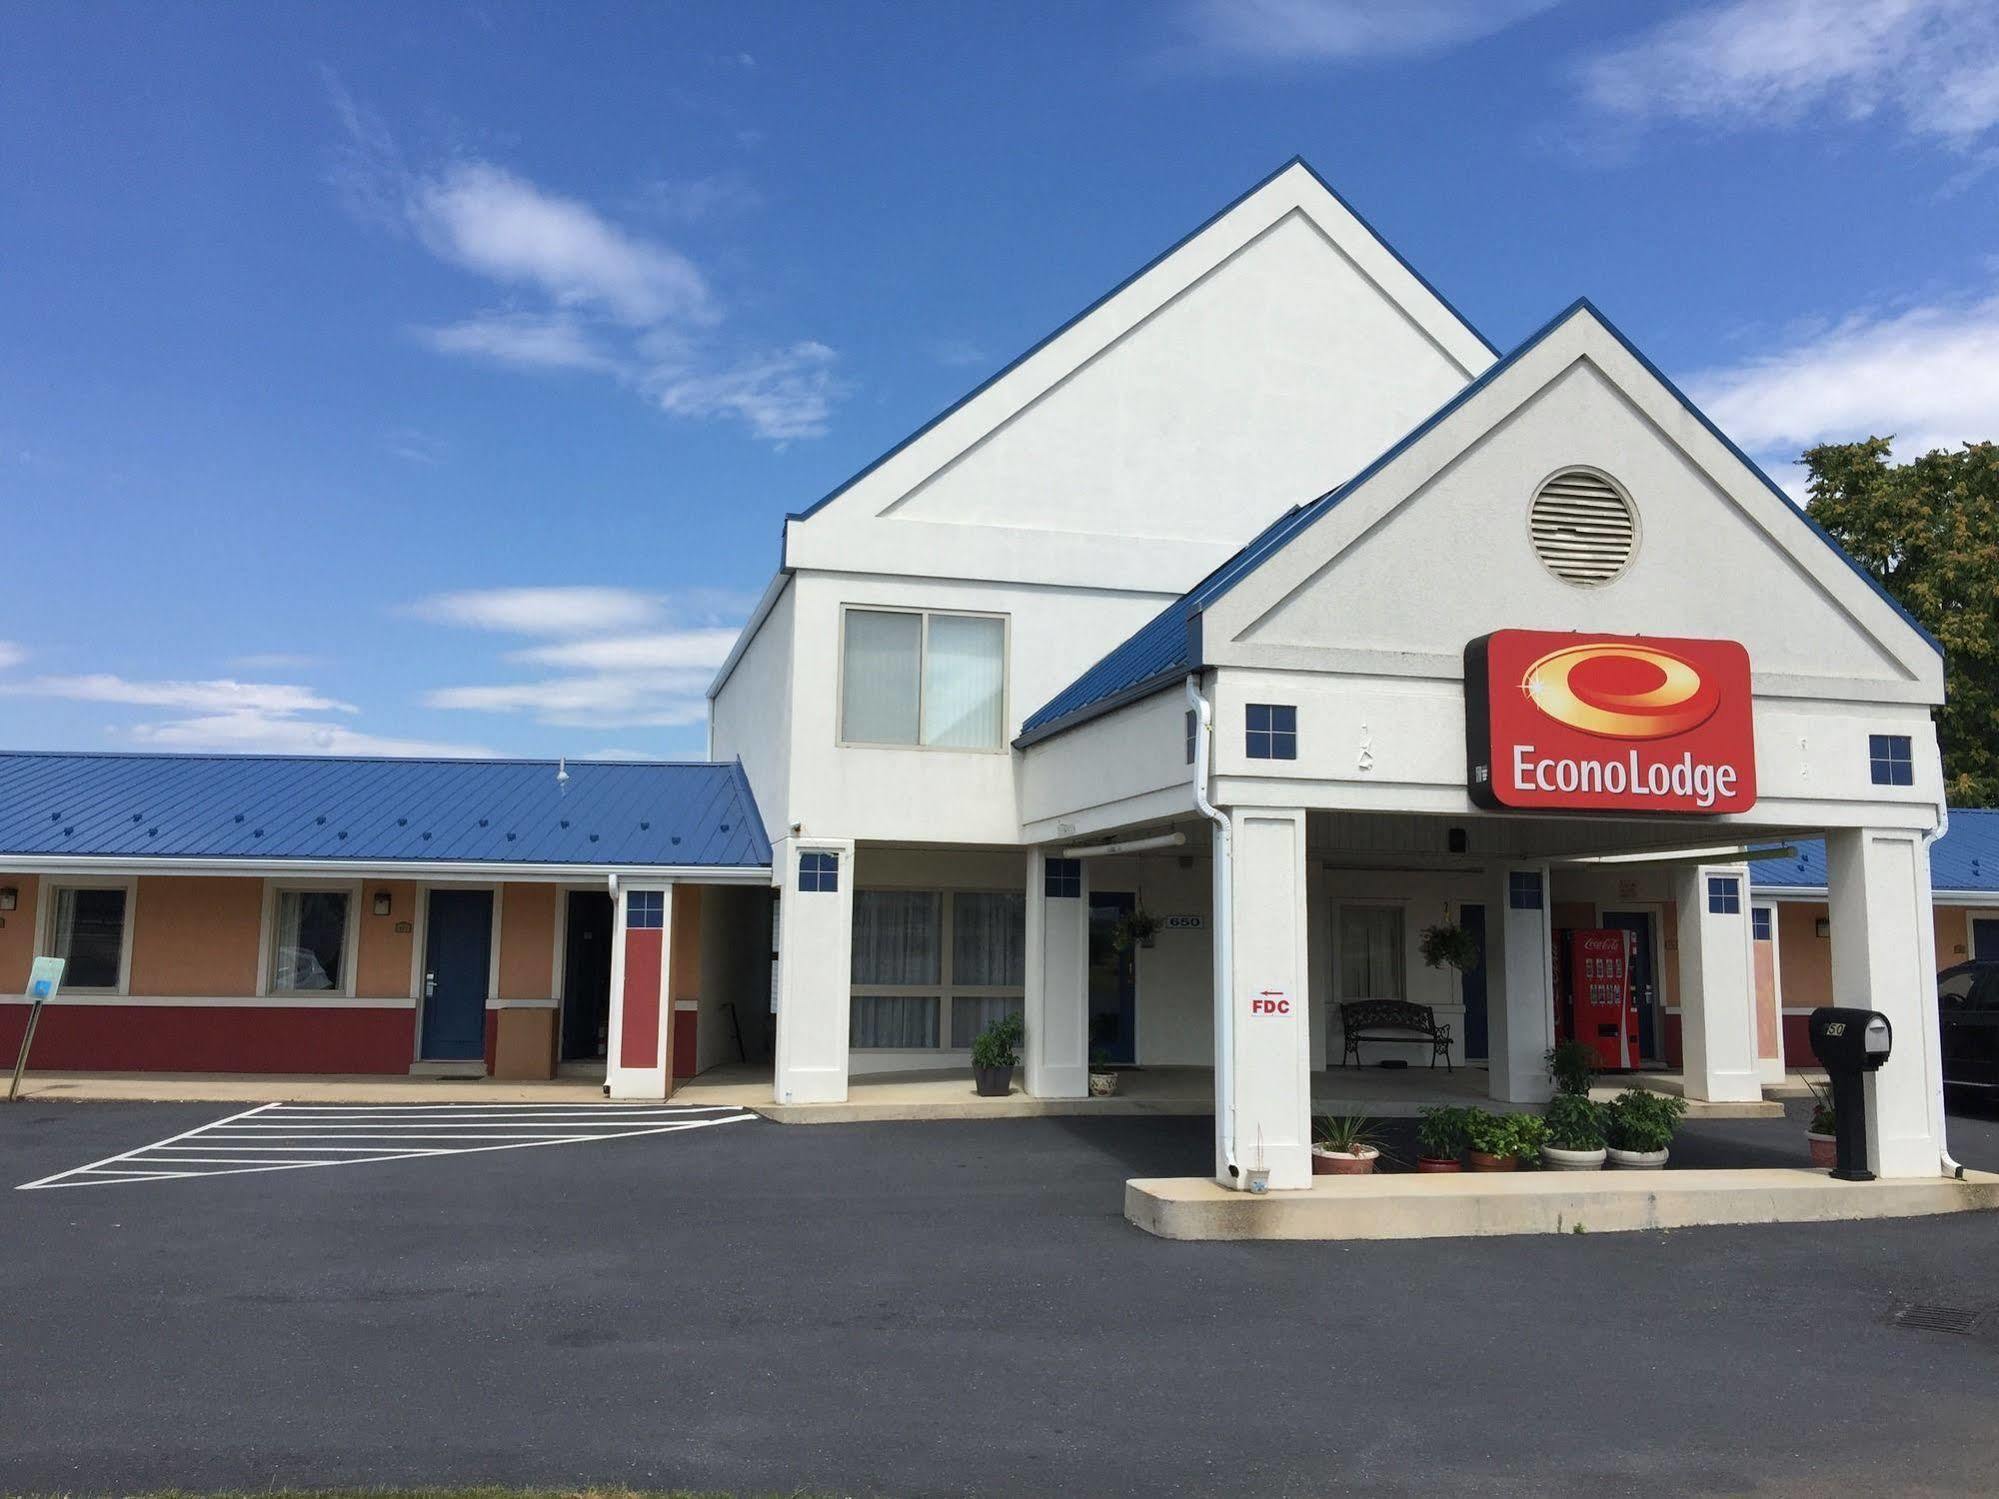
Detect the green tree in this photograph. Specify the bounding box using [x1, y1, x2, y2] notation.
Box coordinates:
[1801, 438, 1999, 805]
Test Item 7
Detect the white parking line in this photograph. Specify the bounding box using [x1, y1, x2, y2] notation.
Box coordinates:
[17, 1100, 758, 1190]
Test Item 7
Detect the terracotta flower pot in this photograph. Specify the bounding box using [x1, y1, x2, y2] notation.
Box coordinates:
[1416, 1156, 1463, 1173]
[1311, 1145, 1379, 1176]
[1807, 1131, 1837, 1168]
[1466, 1150, 1518, 1172]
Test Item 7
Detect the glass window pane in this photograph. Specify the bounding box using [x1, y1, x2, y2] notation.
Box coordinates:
[841, 610, 921, 745]
[922, 614, 1005, 748]
[951, 995, 1023, 1050]
[850, 891, 940, 984]
[851, 995, 940, 1048]
[952, 891, 1025, 987]
[271, 890, 349, 992]
[54, 887, 126, 989]
[1338, 906, 1404, 1000]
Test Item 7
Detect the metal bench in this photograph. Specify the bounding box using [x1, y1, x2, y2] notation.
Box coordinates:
[1337, 1000, 1453, 1071]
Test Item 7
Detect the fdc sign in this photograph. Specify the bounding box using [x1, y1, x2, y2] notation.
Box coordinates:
[1464, 629, 1756, 814]
[1250, 989, 1292, 1017]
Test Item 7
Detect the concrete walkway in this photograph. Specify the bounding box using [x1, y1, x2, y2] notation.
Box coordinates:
[8, 1071, 609, 1105]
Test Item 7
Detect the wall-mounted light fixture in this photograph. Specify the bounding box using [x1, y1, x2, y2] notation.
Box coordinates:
[1815, 917, 1831, 939]
[0, 887, 15, 912]
[373, 891, 393, 917]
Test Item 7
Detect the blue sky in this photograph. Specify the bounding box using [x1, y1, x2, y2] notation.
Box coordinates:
[2, 0, 1995, 760]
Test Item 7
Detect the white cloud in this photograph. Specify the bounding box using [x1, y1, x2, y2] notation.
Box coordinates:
[1580, 0, 1999, 145]
[423, 674, 712, 729]
[127, 712, 490, 758]
[414, 311, 621, 373]
[414, 586, 664, 637]
[510, 628, 741, 672]
[1178, 0, 1561, 61]
[641, 170, 764, 224]
[1690, 293, 1999, 465]
[0, 641, 24, 671]
[5, 674, 357, 716]
[646, 340, 842, 442]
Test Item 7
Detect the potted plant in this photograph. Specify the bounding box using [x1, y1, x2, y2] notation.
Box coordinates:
[1546, 1040, 1596, 1098]
[1419, 922, 1480, 973]
[1603, 1088, 1686, 1169]
[970, 1012, 1024, 1097]
[1464, 1111, 1548, 1171]
[1541, 1093, 1608, 1170]
[1088, 1047, 1120, 1098]
[1415, 1105, 1474, 1172]
[1110, 908, 1161, 952]
[1805, 1078, 1837, 1168]
[1312, 1113, 1383, 1175]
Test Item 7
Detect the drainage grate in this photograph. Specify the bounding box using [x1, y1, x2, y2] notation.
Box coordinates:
[1892, 1304, 1986, 1335]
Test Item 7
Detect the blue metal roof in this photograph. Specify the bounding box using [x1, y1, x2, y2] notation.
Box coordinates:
[0, 753, 771, 869]
[1753, 810, 1999, 895]
[1016, 297, 1945, 748]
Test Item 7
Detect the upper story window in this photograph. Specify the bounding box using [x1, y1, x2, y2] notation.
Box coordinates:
[626, 890, 665, 929]
[1044, 858, 1082, 898]
[1507, 870, 1543, 911]
[798, 851, 841, 893]
[1707, 875, 1742, 915]
[1245, 704, 1297, 761]
[840, 607, 1006, 751]
[1869, 734, 1914, 786]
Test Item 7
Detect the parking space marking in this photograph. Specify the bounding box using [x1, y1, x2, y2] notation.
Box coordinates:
[16, 1100, 758, 1190]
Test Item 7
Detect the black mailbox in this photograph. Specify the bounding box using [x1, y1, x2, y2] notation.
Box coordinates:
[1808, 1006, 1893, 1181]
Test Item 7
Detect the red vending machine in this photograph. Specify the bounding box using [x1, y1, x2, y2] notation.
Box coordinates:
[1564, 928, 1640, 1071]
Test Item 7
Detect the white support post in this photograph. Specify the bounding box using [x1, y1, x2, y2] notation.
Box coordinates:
[1024, 848, 1089, 1100]
[1672, 864, 1763, 1104]
[606, 882, 672, 1100]
[1223, 807, 1313, 1190]
[1489, 862, 1555, 1105]
[771, 835, 855, 1105]
[1826, 828, 1948, 1178]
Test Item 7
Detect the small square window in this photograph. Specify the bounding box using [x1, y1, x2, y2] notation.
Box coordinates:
[1246, 703, 1297, 761]
[1868, 734, 1914, 786]
[625, 889, 665, 929]
[1044, 858, 1081, 899]
[798, 851, 840, 893]
[1508, 871, 1543, 911]
[1707, 875, 1741, 915]
[1752, 907, 1773, 942]
[1185, 709, 1197, 766]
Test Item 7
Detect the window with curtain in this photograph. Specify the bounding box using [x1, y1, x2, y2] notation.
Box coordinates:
[51, 886, 128, 990]
[840, 607, 1006, 750]
[849, 887, 1025, 1049]
[1338, 905, 1405, 1000]
[269, 889, 351, 994]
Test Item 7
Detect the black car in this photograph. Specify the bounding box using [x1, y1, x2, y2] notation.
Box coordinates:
[1940, 960, 1999, 1089]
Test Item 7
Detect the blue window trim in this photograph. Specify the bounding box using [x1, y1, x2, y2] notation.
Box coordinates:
[1869, 733, 1914, 787]
[1707, 875, 1742, 915]
[1246, 703, 1298, 761]
[625, 889, 665, 930]
[798, 850, 840, 894]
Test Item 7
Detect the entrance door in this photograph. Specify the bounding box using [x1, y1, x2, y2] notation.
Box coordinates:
[420, 889, 492, 1061]
[1459, 903, 1488, 1061]
[561, 890, 614, 1062]
[1088, 892, 1137, 1066]
[1601, 911, 1658, 1063]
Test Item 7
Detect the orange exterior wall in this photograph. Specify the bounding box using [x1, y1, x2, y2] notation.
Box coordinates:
[0, 874, 39, 992]
[356, 881, 418, 999]
[497, 884, 556, 1000]
[130, 877, 261, 995]
[670, 885, 702, 1001]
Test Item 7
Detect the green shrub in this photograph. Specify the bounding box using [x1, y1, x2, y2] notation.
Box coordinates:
[970, 1012, 1024, 1069]
[1416, 1105, 1477, 1159]
[1546, 1040, 1597, 1097]
[1603, 1088, 1686, 1153]
[1464, 1110, 1549, 1160]
[1419, 923, 1481, 973]
[1314, 1113, 1383, 1155]
[1543, 1093, 1607, 1151]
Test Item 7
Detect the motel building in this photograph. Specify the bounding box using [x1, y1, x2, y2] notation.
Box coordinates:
[0, 160, 1979, 1190]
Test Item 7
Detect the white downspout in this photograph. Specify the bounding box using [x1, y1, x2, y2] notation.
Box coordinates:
[1186, 674, 1239, 1181]
[1924, 799, 1963, 1179]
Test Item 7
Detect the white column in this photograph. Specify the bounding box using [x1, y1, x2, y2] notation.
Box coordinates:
[771, 835, 855, 1105]
[1222, 807, 1313, 1190]
[1827, 828, 1948, 1178]
[1672, 863, 1763, 1103]
[1024, 848, 1089, 1100]
[1489, 862, 1554, 1105]
[606, 883, 672, 1100]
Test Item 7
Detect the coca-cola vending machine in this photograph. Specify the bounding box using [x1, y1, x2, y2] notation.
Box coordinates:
[1561, 928, 1640, 1071]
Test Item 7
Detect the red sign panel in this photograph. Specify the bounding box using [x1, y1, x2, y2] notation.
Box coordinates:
[1465, 630, 1755, 814]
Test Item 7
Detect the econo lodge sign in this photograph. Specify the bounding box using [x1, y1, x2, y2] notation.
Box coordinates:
[1465, 630, 1755, 814]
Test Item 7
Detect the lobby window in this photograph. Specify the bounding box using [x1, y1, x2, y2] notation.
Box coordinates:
[1337, 905, 1405, 1001]
[268, 887, 352, 995]
[1707, 875, 1742, 915]
[1869, 734, 1914, 786]
[1508, 871, 1543, 911]
[626, 890, 665, 929]
[46, 883, 131, 992]
[840, 607, 1006, 750]
[798, 851, 840, 893]
[1752, 907, 1773, 942]
[1245, 704, 1297, 761]
[1044, 858, 1082, 898]
[850, 889, 1024, 1050]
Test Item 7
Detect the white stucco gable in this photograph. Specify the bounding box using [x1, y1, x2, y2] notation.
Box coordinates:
[783, 158, 1497, 593]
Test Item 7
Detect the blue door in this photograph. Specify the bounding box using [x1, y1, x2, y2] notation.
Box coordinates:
[1088, 892, 1137, 1066]
[1459, 904, 1488, 1060]
[421, 889, 493, 1061]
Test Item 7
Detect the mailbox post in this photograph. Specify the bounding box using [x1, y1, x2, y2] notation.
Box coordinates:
[1807, 1006, 1893, 1181]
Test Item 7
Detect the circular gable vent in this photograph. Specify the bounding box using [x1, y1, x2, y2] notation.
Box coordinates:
[1530, 469, 1636, 585]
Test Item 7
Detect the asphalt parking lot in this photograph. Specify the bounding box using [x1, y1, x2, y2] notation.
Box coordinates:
[5, 1098, 1999, 1497]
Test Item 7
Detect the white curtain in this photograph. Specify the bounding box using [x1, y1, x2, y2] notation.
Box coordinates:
[952, 891, 1024, 986]
[922, 614, 1004, 748]
[271, 890, 348, 992]
[1338, 906, 1404, 1000]
[841, 609, 922, 745]
[851, 995, 940, 1048]
[850, 891, 940, 985]
[951, 995, 1023, 1049]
